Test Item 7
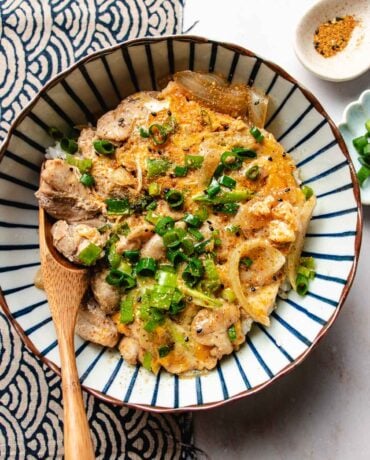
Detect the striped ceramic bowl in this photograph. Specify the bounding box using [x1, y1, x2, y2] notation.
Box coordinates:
[0, 36, 362, 412]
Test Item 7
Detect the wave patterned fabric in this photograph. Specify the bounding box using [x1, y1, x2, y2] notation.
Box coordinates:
[0, 1, 193, 458]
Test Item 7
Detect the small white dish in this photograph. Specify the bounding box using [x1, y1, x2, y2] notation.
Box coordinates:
[294, 0, 370, 82]
[339, 89, 370, 204]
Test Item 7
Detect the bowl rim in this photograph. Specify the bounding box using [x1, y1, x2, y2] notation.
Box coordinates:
[0, 34, 363, 413]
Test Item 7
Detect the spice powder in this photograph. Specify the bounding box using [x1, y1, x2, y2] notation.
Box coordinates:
[313, 15, 357, 58]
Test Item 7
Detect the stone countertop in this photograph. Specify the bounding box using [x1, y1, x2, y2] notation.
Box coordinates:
[184, 1, 370, 458]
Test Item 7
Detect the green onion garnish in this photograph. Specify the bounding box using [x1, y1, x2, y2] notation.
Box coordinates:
[185, 155, 204, 169]
[93, 139, 115, 155]
[144, 308, 165, 332]
[221, 151, 242, 170]
[162, 229, 182, 248]
[139, 127, 150, 138]
[158, 345, 173, 358]
[182, 258, 204, 287]
[228, 325, 237, 341]
[353, 135, 368, 154]
[123, 250, 140, 263]
[166, 249, 188, 266]
[183, 213, 202, 228]
[48, 127, 64, 140]
[357, 166, 370, 186]
[213, 203, 239, 214]
[142, 351, 152, 371]
[200, 257, 220, 294]
[221, 288, 236, 302]
[169, 290, 186, 315]
[301, 185, 314, 200]
[245, 165, 260, 180]
[146, 201, 157, 211]
[165, 189, 184, 209]
[156, 269, 177, 287]
[181, 237, 195, 255]
[106, 269, 136, 289]
[136, 257, 157, 277]
[148, 182, 161, 196]
[78, 243, 101, 266]
[150, 285, 175, 310]
[120, 298, 134, 324]
[218, 175, 236, 189]
[108, 244, 121, 269]
[363, 144, 370, 155]
[366, 119, 370, 133]
[148, 124, 168, 145]
[250, 126, 264, 143]
[65, 154, 92, 173]
[232, 147, 257, 158]
[188, 227, 204, 241]
[206, 178, 221, 198]
[195, 206, 209, 221]
[80, 173, 95, 187]
[174, 165, 188, 177]
[105, 198, 130, 215]
[60, 137, 78, 154]
[146, 158, 170, 178]
[155, 216, 175, 236]
[240, 257, 253, 268]
[296, 273, 309, 296]
[194, 238, 211, 254]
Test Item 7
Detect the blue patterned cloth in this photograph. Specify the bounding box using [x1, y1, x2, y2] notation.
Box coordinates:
[0, 2, 194, 459]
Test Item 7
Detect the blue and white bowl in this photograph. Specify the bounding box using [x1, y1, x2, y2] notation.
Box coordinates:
[0, 36, 362, 411]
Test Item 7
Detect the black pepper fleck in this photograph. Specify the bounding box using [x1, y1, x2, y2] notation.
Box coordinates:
[277, 198, 283, 202]
[137, 297, 142, 303]
[164, 188, 170, 194]
[187, 296, 193, 302]
[151, 112, 157, 116]
[184, 336, 189, 342]
[196, 328, 203, 334]
[285, 187, 291, 192]
[268, 156, 273, 161]
[167, 110, 172, 116]
[250, 286, 256, 292]
[282, 152, 287, 157]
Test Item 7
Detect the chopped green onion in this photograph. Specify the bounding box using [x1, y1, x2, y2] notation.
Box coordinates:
[156, 269, 177, 287]
[240, 257, 253, 268]
[78, 243, 101, 266]
[363, 144, 370, 155]
[148, 182, 161, 196]
[105, 198, 130, 215]
[213, 163, 225, 178]
[185, 155, 204, 169]
[146, 201, 157, 211]
[182, 258, 204, 287]
[221, 288, 236, 302]
[300, 256, 315, 271]
[366, 119, 370, 133]
[60, 137, 78, 154]
[136, 257, 157, 277]
[178, 281, 222, 309]
[206, 178, 221, 198]
[165, 189, 184, 209]
[169, 288, 185, 314]
[158, 345, 173, 358]
[245, 165, 260, 180]
[232, 147, 257, 158]
[65, 154, 92, 173]
[162, 229, 182, 248]
[144, 308, 165, 332]
[221, 151, 242, 170]
[195, 206, 209, 221]
[142, 351, 152, 371]
[108, 244, 121, 269]
[146, 158, 170, 178]
[181, 237, 195, 255]
[154, 216, 175, 236]
[194, 238, 211, 254]
[188, 227, 204, 241]
[296, 273, 309, 296]
[358, 156, 370, 167]
[250, 126, 264, 143]
[301, 185, 314, 200]
[139, 127, 150, 138]
[357, 166, 370, 186]
[166, 249, 188, 266]
[120, 298, 134, 324]
[218, 175, 236, 189]
[228, 325, 237, 341]
[149, 124, 168, 145]
[215, 189, 253, 203]
[93, 139, 115, 155]
[353, 135, 368, 154]
[226, 224, 241, 234]
[123, 250, 140, 263]
[106, 269, 136, 289]
[183, 213, 202, 228]
[150, 285, 175, 310]
[80, 173, 95, 187]
[159, 264, 176, 273]
[200, 257, 220, 294]
[48, 127, 64, 140]
[174, 165, 188, 177]
[213, 203, 239, 214]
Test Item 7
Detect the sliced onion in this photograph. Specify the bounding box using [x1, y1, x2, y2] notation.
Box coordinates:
[287, 196, 316, 290]
[228, 239, 285, 325]
[173, 71, 269, 126]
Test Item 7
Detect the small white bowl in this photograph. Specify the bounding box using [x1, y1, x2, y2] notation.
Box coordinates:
[294, 0, 370, 82]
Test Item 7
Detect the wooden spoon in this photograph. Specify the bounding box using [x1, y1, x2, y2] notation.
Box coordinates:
[39, 207, 95, 460]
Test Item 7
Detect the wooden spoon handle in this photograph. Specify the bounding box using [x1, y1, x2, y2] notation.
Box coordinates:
[58, 329, 95, 460]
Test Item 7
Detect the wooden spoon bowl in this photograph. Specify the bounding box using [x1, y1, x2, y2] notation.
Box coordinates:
[39, 207, 95, 460]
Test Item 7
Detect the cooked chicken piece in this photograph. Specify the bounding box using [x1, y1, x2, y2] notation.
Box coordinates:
[268, 220, 296, 243]
[141, 234, 166, 260]
[78, 127, 98, 160]
[75, 300, 119, 347]
[36, 159, 102, 221]
[51, 220, 107, 264]
[116, 223, 154, 253]
[91, 269, 121, 314]
[96, 92, 165, 142]
[118, 336, 140, 365]
[155, 200, 184, 220]
[92, 158, 136, 198]
[191, 303, 240, 359]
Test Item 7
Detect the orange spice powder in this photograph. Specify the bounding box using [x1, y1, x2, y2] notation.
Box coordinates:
[313, 15, 357, 58]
